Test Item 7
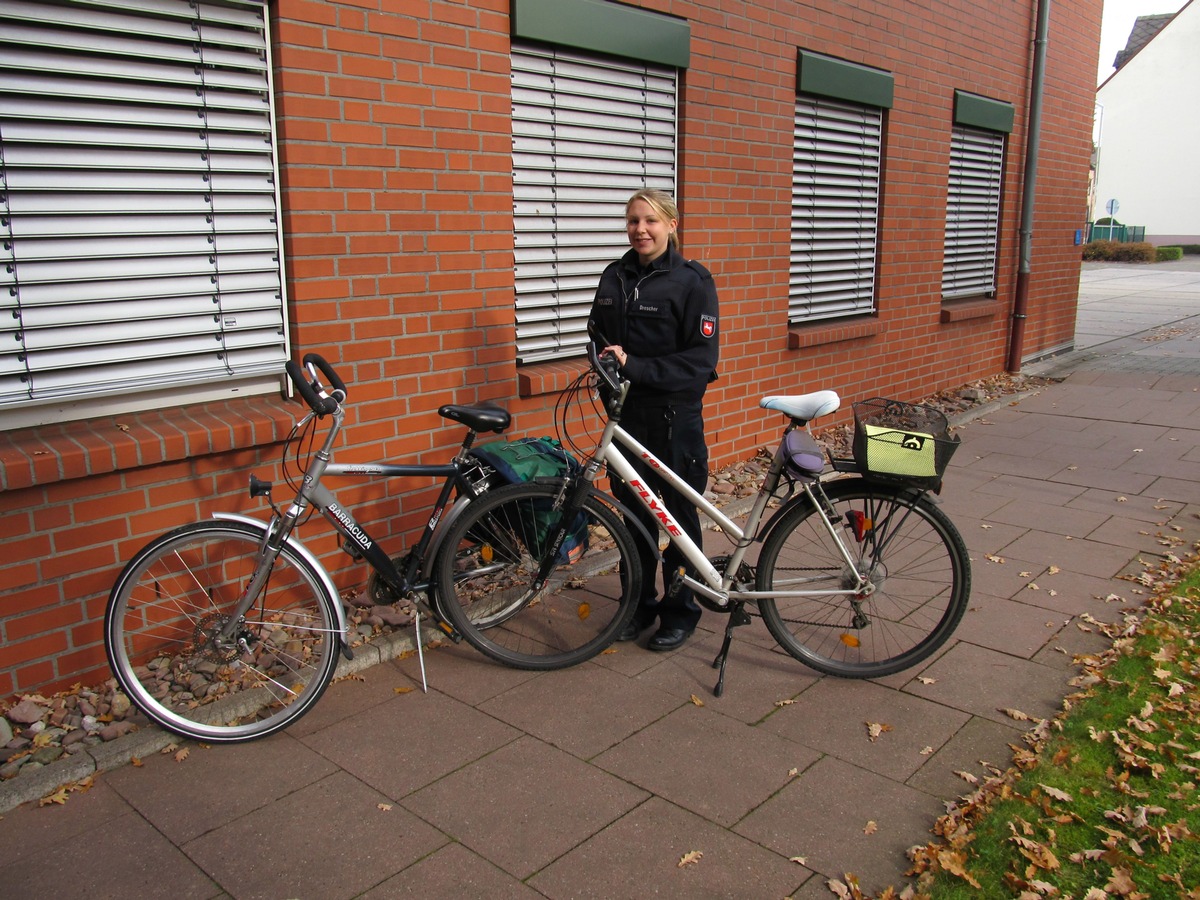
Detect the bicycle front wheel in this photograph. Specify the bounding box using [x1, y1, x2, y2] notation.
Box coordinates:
[434, 481, 642, 669]
[105, 520, 342, 742]
[757, 478, 970, 678]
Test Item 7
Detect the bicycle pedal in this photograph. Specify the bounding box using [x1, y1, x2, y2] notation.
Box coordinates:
[666, 566, 687, 599]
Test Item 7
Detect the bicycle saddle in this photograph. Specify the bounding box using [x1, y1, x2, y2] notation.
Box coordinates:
[439, 402, 511, 433]
[759, 390, 841, 423]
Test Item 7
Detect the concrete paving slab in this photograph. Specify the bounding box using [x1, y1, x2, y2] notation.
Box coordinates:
[357, 842, 547, 898]
[759, 677, 969, 782]
[298, 687, 520, 799]
[104, 730, 336, 844]
[0, 800, 221, 899]
[735, 755, 944, 895]
[401, 735, 648, 880]
[477, 662, 680, 759]
[593, 704, 820, 826]
[529, 796, 811, 899]
[184, 770, 446, 900]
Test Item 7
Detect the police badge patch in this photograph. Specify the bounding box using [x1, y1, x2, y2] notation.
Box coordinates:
[700, 314, 716, 338]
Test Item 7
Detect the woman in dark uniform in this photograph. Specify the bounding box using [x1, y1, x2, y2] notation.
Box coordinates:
[588, 189, 719, 651]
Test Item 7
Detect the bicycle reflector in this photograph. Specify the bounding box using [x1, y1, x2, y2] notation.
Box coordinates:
[845, 509, 872, 542]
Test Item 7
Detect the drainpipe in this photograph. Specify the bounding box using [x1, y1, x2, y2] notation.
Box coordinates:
[1007, 0, 1051, 373]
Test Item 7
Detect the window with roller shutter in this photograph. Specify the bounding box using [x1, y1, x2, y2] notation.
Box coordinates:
[0, 0, 287, 426]
[511, 42, 677, 364]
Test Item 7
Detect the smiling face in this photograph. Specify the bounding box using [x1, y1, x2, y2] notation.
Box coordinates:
[626, 197, 676, 265]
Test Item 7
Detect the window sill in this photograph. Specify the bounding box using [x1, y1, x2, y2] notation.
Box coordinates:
[517, 359, 590, 399]
[940, 297, 1004, 323]
[0, 396, 299, 492]
[787, 317, 884, 350]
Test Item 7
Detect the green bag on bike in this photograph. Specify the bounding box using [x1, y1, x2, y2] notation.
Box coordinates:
[469, 437, 588, 563]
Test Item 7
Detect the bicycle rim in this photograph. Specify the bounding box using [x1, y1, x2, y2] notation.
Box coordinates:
[435, 482, 642, 669]
[758, 480, 970, 678]
[105, 521, 341, 742]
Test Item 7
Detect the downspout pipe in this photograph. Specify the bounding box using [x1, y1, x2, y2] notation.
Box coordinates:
[1007, 0, 1051, 373]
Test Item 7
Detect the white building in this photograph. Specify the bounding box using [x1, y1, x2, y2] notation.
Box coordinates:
[1093, 0, 1200, 244]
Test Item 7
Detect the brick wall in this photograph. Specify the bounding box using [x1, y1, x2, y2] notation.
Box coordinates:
[0, 0, 1102, 700]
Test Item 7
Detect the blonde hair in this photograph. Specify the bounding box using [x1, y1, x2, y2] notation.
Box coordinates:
[626, 188, 681, 251]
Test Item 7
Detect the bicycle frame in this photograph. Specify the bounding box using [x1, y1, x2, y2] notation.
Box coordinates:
[213, 402, 487, 657]
[592, 414, 870, 609]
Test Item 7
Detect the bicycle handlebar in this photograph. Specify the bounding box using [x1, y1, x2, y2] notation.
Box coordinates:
[587, 340, 623, 394]
[285, 352, 348, 416]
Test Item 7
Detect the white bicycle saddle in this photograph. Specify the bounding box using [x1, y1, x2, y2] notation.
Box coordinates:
[759, 390, 841, 422]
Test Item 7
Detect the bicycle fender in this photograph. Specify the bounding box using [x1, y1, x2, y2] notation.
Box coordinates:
[585, 487, 663, 563]
[211, 512, 353, 659]
[418, 491, 479, 583]
[757, 477, 930, 545]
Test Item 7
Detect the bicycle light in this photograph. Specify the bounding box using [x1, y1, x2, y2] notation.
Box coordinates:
[249, 475, 273, 498]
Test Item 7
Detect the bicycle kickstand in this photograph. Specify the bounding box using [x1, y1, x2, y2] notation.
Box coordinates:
[711, 601, 752, 697]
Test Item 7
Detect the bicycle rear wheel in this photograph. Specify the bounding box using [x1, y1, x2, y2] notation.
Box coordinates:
[434, 481, 642, 669]
[757, 478, 970, 678]
[105, 520, 342, 742]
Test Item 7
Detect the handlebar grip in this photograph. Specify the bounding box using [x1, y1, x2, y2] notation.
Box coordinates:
[285, 358, 340, 416]
[301, 353, 348, 398]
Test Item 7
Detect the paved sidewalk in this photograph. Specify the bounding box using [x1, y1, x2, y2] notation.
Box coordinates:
[2, 261, 1199, 899]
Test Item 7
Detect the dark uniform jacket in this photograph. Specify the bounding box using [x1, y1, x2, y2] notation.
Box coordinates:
[588, 245, 719, 405]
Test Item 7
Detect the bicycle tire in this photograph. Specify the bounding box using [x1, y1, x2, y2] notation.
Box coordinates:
[434, 481, 642, 670]
[757, 478, 970, 678]
[105, 520, 342, 742]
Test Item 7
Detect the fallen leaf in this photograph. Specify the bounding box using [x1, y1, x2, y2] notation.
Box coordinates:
[677, 850, 703, 868]
[866, 722, 892, 742]
[690, 694, 705, 707]
[1000, 708, 1032, 721]
[790, 855, 808, 865]
[863, 820, 878, 835]
[377, 803, 392, 811]
[393, 686, 415, 695]
[174, 747, 190, 763]
[1047, 565, 1060, 575]
[775, 698, 797, 707]
[39, 786, 70, 806]
[788, 767, 800, 777]
[920, 746, 934, 755]
[917, 676, 936, 685]
[131, 756, 143, 767]
[1039, 783, 1074, 802]
[956, 770, 980, 785]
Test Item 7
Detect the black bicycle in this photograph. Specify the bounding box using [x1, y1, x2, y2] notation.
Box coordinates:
[104, 354, 644, 742]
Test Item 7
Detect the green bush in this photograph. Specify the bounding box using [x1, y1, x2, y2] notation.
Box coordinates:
[1156, 245, 1184, 262]
[1113, 241, 1156, 262]
[1082, 240, 1156, 263]
[1179, 244, 1200, 255]
[1082, 239, 1117, 260]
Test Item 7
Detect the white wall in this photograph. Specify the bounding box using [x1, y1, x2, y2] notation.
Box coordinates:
[1093, 1, 1200, 242]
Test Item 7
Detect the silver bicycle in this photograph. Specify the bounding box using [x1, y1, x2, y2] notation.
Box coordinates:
[436, 341, 972, 695]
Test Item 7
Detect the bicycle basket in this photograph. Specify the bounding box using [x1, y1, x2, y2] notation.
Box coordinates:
[851, 398, 959, 487]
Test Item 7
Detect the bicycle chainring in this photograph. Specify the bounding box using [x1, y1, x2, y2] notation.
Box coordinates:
[365, 552, 414, 605]
[698, 555, 755, 613]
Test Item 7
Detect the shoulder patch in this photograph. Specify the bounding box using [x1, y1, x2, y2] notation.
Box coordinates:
[700, 314, 717, 339]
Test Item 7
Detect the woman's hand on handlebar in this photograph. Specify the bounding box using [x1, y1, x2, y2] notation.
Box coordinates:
[600, 345, 627, 368]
